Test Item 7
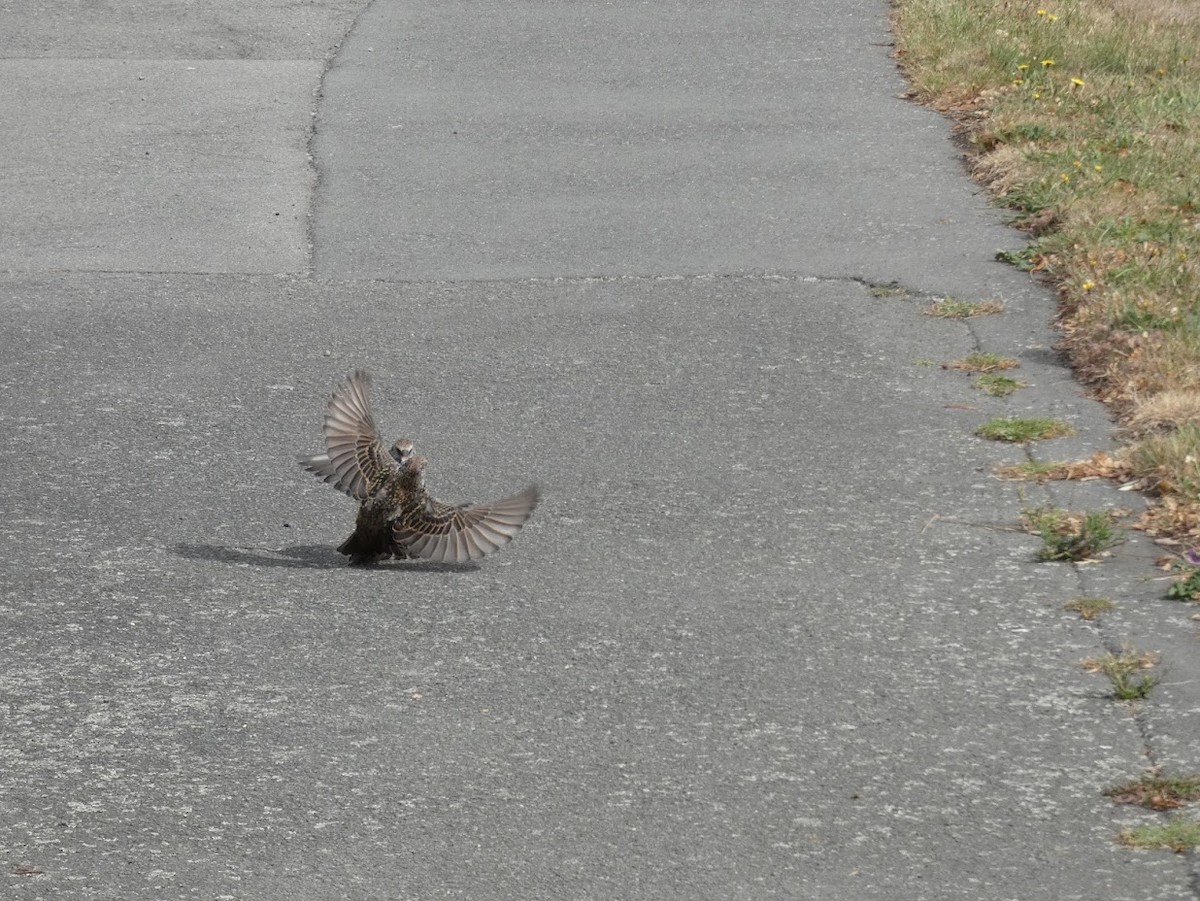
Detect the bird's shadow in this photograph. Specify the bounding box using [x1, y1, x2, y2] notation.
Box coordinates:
[172, 543, 480, 573]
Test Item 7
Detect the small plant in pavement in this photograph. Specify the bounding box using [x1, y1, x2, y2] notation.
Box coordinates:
[1082, 648, 1161, 701]
[1118, 819, 1200, 853]
[1023, 506, 1119, 561]
[945, 352, 1020, 373]
[977, 416, 1073, 442]
[923, 296, 1005, 318]
[1063, 596, 1114, 620]
[1106, 774, 1200, 811]
[1165, 565, 1200, 602]
[973, 373, 1025, 396]
[994, 459, 1069, 482]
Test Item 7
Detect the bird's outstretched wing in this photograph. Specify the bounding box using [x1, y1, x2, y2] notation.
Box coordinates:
[392, 486, 539, 563]
[298, 370, 397, 500]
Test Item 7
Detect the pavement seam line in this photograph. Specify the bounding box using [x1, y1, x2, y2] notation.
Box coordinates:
[306, 0, 378, 279]
[0, 270, 940, 291]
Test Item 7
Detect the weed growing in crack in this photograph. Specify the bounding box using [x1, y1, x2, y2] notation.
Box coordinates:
[973, 373, 1025, 396]
[1063, 596, 1115, 620]
[1106, 774, 1200, 811]
[994, 459, 1070, 481]
[945, 353, 1020, 373]
[1023, 506, 1120, 561]
[977, 417, 1073, 442]
[923, 296, 1005, 318]
[1118, 819, 1200, 853]
[1083, 648, 1161, 700]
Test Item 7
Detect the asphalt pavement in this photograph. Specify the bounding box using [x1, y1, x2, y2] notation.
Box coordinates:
[3, 2, 1199, 899]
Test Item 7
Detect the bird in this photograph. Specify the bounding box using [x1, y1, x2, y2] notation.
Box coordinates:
[298, 370, 538, 565]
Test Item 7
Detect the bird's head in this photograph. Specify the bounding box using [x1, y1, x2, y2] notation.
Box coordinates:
[390, 438, 415, 464]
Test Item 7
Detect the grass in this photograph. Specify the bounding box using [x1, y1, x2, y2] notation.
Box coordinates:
[994, 459, 1072, 481]
[892, 0, 1200, 540]
[1024, 505, 1121, 561]
[976, 416, 1074, 442]
[1127, 423, 1200, 495]
[945, 352, 1020, 373]
[1106, 774, 1200, 811]
[995, 244, 1045, 271]
[1083, 647, 1161, 700]
[923, 296, 1005, 318]
[1118, 818, 1200, 852]
[1125, 391, 1200, 436]
[1124, 424, 1200, 535]
[1064, 595, 1115, 619]
[974, 373, 1025, 396]
[997, 451, 1134, 484]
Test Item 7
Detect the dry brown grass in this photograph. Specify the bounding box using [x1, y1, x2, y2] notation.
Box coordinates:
[1124, 390, 1200, 437]
[1104, 0, 1200, 28]
[995, 451, 1132, 483]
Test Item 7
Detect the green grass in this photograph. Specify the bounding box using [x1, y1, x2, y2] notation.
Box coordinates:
[1118, 818, 1200, 852]
[976, 417, 1074, 442]
[1063, 596, 1115, 620]
[1084, 648, 1161, 700]
[994, 459, 1071, 482]
[892, 0, 1200, 539]
[973, 374, 1025, 396]
[1024, 506, 1120, 561]
[923, 296, 1005, 319]
[946, 352, 1020, 373]
[1106, 774, 1200, 810]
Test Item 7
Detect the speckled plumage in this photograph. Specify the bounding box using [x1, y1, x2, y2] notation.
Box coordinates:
[299, 370, 538, 565]
[297, 369, 413, 501]
[391, 457, 541, 565]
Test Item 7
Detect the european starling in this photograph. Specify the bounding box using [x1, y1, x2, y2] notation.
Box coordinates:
[298, 370, 538, 565]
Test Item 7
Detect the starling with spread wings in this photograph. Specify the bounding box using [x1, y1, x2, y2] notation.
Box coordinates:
[298, 370, 538, 565]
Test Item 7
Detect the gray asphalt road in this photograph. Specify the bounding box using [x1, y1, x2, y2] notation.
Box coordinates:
[3, 2, 1198, 899]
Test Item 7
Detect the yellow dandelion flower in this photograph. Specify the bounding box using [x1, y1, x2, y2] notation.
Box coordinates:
[1071, 77, 1085, 87]
[1037, 8, 1047, 15]
[1032, 91, 1041, 99]
[1060, 173, 1070, 183]
[1073, 160, 1082, 167]
[1017, 63, 1030, 71]
[1041, 58, 1055, 67]
[1093, 164, 1103, 172]
[1048, 13, 1058, 21]
[1081, 281, 1095, 292]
